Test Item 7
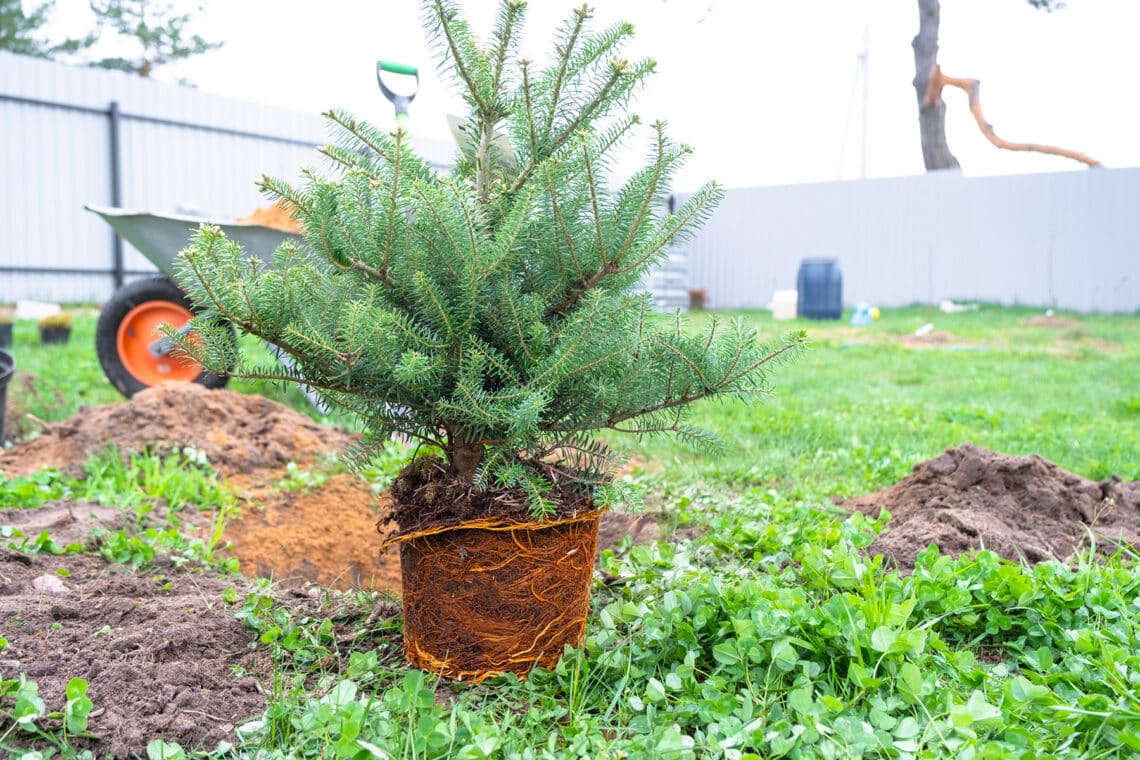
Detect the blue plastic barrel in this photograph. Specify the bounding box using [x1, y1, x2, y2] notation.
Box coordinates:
[796, 258, 842, 320]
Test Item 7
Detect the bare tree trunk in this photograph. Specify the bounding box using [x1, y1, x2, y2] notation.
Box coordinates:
[447, 438, 485, 483]
[913, 0, 959, 170]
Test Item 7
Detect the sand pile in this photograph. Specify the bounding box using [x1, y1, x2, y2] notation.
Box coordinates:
[236, 201, 303, 233]
[846, 444, 1140, 571]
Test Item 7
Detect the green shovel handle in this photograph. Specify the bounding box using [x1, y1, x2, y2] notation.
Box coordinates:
[376, 60, 419, 125]
[378, 61, 418, 77]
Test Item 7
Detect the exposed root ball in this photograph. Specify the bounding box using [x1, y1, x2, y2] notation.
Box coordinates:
[397, 512, 600, 682]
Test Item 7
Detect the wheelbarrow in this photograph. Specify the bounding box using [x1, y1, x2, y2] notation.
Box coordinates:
[83, 60, 420, 400]
[85, 203, 301, 398]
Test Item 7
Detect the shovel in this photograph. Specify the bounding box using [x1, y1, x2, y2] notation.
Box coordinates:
[376, 60, 419, 129]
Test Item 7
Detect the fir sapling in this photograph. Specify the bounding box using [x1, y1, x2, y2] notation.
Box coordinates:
[171, 0, 805, 524]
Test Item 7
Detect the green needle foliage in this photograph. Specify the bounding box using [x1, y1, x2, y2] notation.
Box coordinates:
[172, 0, 804, 517]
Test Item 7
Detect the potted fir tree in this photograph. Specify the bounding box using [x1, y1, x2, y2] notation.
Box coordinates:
[0, 312, 12, 349]
[37, 312, 73, 345]
[171, 0, 803, 681]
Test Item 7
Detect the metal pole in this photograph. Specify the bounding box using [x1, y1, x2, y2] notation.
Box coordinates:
[109, 100, 124, 289]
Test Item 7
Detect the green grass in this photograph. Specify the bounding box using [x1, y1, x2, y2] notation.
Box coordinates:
[3, 304, 1140, 758]
[0, 311, 338, 438]
[627, 305, 1140, 495]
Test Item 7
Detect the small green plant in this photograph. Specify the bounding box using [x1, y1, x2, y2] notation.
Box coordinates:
[36, 312, 73, 331]
[0, 468, 72, 508]
[0, 675, 94, 756]
[275, 461, 329, 493]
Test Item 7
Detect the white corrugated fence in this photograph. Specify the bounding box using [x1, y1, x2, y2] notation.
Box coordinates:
[679, 168, 1139, 314]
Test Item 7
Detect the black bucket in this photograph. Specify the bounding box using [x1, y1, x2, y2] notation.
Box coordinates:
[0, 349, 13, 445]
[796, 258, 843, 320]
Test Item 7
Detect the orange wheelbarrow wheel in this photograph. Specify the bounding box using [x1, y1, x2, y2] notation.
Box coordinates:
[96, 276, 234, 399]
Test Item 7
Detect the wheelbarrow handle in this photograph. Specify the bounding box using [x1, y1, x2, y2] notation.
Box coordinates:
[376, 60, 419, 129]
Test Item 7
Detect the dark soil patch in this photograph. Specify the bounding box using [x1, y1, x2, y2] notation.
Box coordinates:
[596, 511, 663, 555]
[845, 444, 1140, 571]
[0, 551, 270, 757]
[893, 331, 957, 348]
[385, 455, 595, 534]
[0, 501, 124, 548]
[0, 381, 353, 478]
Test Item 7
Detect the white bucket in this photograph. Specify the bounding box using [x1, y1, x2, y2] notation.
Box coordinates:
[769, 289, 798, 321]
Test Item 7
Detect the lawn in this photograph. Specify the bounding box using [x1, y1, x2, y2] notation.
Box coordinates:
[2, 304, 1140, 758]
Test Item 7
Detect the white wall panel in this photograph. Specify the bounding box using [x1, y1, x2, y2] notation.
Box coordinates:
[682, 168, 1140, 314]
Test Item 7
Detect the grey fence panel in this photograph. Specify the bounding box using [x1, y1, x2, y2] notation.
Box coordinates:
[1, 51, 454, 304]
[684, 168, 1140, 314]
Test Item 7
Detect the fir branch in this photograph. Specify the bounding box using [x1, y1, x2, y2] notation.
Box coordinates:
[508, 59, 627, 196]
[427, 0, 490, 114]
[542, 5, 589, 139]
[520, 59, 540, 158]
[257, 175, 313, 216]
[318, 145, 380, 183]
[613, 180, 724, 276]
[610, 121, 666, 266]
[383, 129, 405, 277]
[412, 271, 455, 340]
[542, 161, 584, 280]
[407, 181, 464, 286]
[582, 136, 609, 271]
[488, 0, 525, 103]
[500, 278, 535, 364]
[478, 186, 531, 281]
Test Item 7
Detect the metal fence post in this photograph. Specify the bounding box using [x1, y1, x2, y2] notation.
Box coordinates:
[108, 100, 124, 289]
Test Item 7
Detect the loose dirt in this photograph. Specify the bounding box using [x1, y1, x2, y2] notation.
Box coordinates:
[236, 201, 303, 233]
[0, 382, 353, 478]
[0, 551, 270, 757]
[1026, 315, 1080, 329]
[845, 444, 1140, 571]
[225, 472, 403, 592]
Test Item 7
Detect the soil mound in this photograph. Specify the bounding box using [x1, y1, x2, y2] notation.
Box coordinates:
[0, 552, 270, 757]
[225, 472, 402, 592]
[846, 444, 1140, 571]
[0, 382, 352, 478]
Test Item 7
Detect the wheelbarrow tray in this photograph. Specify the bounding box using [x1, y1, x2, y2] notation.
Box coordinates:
[85, 204, 301, 278]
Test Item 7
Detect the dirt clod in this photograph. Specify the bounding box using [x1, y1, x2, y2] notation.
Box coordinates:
[846, 444, 1140, 571]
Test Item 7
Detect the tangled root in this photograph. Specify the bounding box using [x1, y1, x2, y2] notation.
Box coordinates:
[393, 512, 600, 682]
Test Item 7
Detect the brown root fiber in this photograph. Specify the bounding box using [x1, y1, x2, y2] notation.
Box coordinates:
[397, 512, 600, 682]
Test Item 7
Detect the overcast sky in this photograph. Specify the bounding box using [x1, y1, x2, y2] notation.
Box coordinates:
[45, 0, 1140, 192]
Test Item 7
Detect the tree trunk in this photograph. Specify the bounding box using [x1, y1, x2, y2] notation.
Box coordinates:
[912, 0, 959, 170]
[447, 438, 485, 483]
